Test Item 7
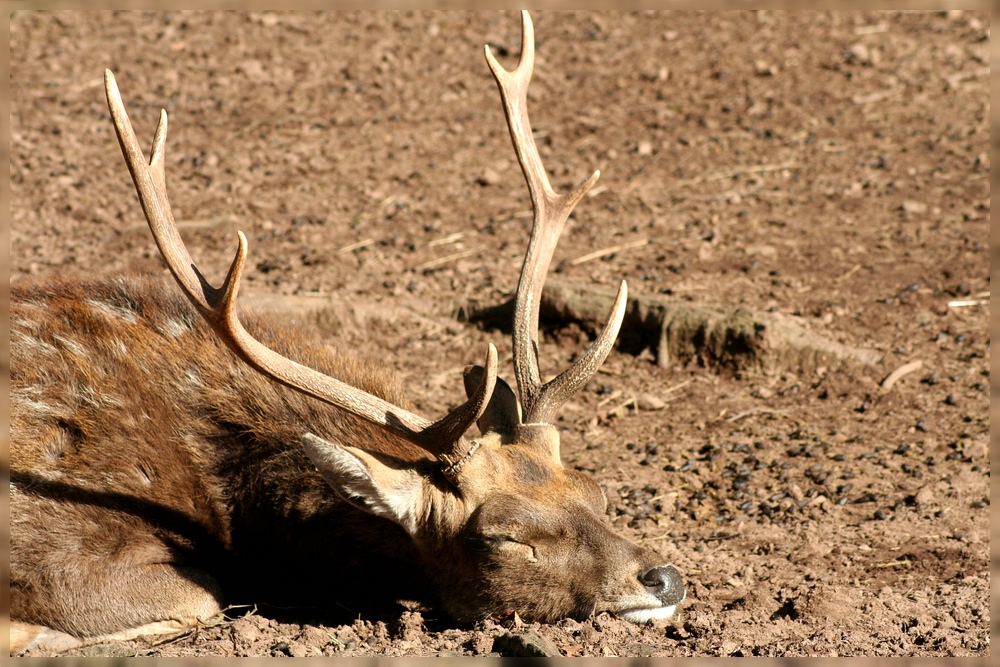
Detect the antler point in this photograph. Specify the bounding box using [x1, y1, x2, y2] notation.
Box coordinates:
[104, 69, 120, 102]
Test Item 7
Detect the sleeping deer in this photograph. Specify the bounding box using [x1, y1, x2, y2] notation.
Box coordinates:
[10, 12, 685, 655]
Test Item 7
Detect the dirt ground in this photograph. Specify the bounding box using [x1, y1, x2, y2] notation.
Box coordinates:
[9, 10, 990, 657]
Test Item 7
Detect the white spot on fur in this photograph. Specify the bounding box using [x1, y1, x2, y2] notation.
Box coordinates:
[11, 330, 58, 356]
[12, 390, 54, 417]
[85, 299, 137, 324]
[11, 316, 40, 334]
[43, 440, 67, 465]
[53, 334, 86, 358]
[31, 467, 65, 482]
[76, 384, 124, 410]
[184, 369, 203, 387]
[163, 318, 191, 338]
[14, 384, 47, 399]
[109, 337, 129, 358]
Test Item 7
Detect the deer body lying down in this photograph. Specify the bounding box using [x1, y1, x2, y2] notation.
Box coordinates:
[10, 12, 684, 654]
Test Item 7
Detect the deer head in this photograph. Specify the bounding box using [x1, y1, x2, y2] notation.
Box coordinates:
[105, 11, 684, 624]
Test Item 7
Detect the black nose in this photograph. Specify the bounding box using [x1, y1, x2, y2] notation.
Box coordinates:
[639, 564, 686, 605]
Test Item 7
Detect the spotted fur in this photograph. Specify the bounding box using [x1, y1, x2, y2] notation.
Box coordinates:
[11, 275, 684, 654]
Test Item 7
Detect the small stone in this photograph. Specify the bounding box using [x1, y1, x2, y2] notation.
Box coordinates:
[961, 437, 987, 461]
[231, 617, 264, 645]
[471, 633, 495, 655]
[477, 169, 502, 186]
[627, 642, 657, 657]
[298, 626, 334, 648]
[914, 485, 935, 505]
[901, 200, 927, 214]
[846, 43, 871, 64]
[492, 631, 562, 658]
[287, 641, 311, 658]
[637, 393, 666, 411]
[637, 140, 653, 156]
[721, 640, 742, 655]
[79, 643, 138, 658]
[237, 60, 266, 80]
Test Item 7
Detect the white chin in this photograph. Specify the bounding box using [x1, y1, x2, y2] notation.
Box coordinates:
[620, 605, 678, 624]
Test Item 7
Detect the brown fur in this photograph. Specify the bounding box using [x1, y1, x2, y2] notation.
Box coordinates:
[11, 275, 683, 652]
[11, 277, 426, 637]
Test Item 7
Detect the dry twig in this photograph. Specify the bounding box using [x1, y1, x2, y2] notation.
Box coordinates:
[948, 292, 989, 308]
[881, 359, 923, 390]
[727, 407, 790, 422]
[568, 238, 649, 266]
[835, 263, 862, 283]
[428, 232, 465, 247]
[417, 247, 480, 270]
[337, 238, 375, 254]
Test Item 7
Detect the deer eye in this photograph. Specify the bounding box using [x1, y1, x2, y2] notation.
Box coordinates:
[483, 536, 538, 563]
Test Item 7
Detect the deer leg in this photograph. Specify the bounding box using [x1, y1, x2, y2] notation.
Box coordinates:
[11, 562, 223, 655]
[11, 623, 82, 656]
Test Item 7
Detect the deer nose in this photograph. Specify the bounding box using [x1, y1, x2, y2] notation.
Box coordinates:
[639, 564, 686, 605]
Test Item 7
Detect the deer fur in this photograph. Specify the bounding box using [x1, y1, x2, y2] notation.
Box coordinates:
[10, 12, 685, 655]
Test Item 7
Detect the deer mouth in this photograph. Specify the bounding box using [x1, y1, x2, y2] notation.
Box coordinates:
[619, 603, 682, 624]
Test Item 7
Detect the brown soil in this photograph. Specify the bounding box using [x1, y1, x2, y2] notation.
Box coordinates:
[9, 10, 989, 658]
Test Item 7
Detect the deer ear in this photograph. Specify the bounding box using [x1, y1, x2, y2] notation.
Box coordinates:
[464, 366, 520, 439]
[301, 433, 427, 536]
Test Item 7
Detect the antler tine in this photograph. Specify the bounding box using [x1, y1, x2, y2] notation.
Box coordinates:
[485, 12, 627, 426]
[104, 69, 496, 467]
[105, 70, 221, 319]
[527, 281, 627, 424]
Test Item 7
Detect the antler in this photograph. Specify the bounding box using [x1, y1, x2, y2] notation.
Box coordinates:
[485, 12, 627, 426]
[104, 69, 496, 473]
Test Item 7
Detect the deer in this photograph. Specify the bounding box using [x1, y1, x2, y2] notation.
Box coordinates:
[10, 12, 685, 655]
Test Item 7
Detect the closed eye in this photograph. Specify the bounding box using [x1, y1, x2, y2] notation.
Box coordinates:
[482, 535, 524, 548]
[482, 536, 538, 562]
